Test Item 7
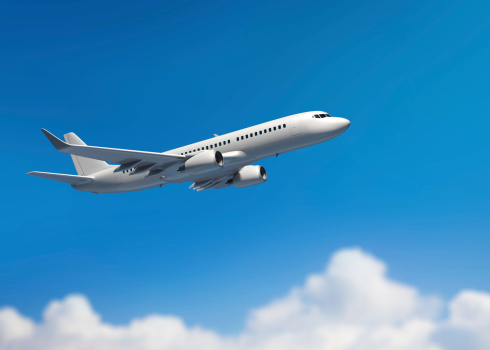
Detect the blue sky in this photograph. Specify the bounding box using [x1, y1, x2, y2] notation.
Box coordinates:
[1, 0, 489, 335]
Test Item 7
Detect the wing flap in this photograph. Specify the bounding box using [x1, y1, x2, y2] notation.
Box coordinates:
[190, 175, 233, 191]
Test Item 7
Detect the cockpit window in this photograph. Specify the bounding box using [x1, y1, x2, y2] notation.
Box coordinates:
[313, 113, 332, 118]
[319, 113, 332, 118]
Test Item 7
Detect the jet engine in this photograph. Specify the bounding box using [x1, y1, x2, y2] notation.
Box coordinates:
[233, 165, 267, 188]
[182, 150, 224, 174]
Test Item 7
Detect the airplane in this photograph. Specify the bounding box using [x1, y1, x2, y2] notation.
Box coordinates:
[27, 111, 350, 193]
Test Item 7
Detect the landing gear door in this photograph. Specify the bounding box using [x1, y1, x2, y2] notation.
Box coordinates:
[290, 116, 302, 136]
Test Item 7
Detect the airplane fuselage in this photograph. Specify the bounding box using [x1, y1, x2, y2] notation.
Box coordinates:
[75, 112, 349, 193]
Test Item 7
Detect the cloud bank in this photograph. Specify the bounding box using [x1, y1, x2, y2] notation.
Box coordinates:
[1, 248, 488, 350]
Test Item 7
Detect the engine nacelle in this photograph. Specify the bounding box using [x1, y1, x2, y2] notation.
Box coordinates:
[233, 165, 267, 188]
[183, 150, 224, 174]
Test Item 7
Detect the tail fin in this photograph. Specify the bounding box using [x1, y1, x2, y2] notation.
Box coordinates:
[63, 132, 109, 175]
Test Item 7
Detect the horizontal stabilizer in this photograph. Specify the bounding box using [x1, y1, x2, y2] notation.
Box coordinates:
[27, 171, 93, 185]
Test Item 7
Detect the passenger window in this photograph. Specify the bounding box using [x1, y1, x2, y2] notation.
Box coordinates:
[185, 152, 187, 154]
[264, 129, 267, 133]
[274, 126, 276, 131]
[278, 125, 281, 129]
[210, 145, 213, 148]
[241, 136, 244, 140]
[259, 130, 262, 135]
[219, 142, 222, 146]
[246, 135, 248, 139]
[269, 128, 272, 132]
[228, 140, 230, 144]
[255, 132, 257, 136]
[214, 143, 217, 147]
[237, 137, 239, 141]
[283, 124, 286, 128]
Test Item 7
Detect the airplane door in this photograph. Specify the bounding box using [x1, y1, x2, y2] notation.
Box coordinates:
[290, 116, 302, 136]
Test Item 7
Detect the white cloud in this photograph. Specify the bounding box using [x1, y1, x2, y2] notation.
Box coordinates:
[0, 248, 488, 350]
[0, 308, 34, 343]
[432, 290, 490, 350]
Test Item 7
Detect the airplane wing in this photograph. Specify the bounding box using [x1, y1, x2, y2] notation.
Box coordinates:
[41, 129, 185, 170]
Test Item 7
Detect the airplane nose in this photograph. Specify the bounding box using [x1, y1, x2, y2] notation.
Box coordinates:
[337, 118, 350, 132]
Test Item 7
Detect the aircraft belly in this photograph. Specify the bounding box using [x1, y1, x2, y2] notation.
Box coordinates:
[75, 171, 162, 193]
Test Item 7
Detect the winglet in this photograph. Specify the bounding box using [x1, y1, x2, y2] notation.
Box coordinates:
[41, 129, 69, 151]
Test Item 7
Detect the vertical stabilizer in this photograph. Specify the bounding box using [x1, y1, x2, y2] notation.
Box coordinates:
[63, 133, 109, 175]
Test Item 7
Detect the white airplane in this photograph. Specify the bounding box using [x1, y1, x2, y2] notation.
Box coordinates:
[28, 111, 350, 193]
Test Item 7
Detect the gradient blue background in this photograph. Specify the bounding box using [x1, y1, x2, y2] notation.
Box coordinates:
[1, 0, 489, 333]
